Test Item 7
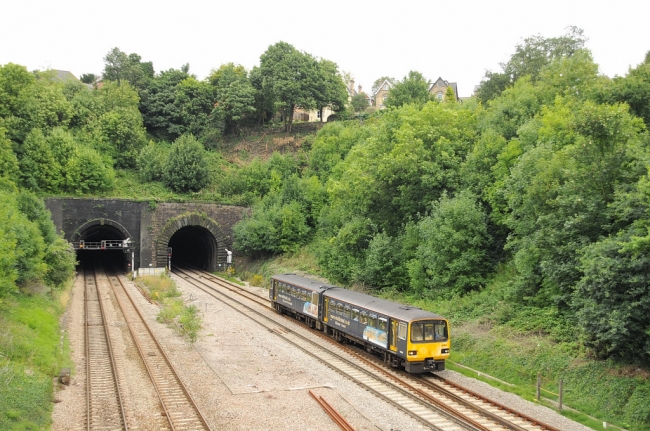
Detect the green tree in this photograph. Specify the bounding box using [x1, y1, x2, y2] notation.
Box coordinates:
[315, 59, 348, 121]
[170, 77, 215, 138]
[574, 218, 650, 361]
[209, 63, 255, 134]
[97, 107, 147, 168]
[163, 134, 209, 193]
[605, 55, 650, 128]
[444, 85, 457, 102]
[410, 191, 490, 295]
[102, 48, 153, 89]
[477, 26, 587, 102]
[79, 73, 97, 84]
[139, 67, 190, 140]
[19, 129, 60, 192]
[260, 42, 320, 132]
[0, 128, 18, 180]
[64, 146, 115, 194]
[137, 141, 169, 182]
[385, 71, 430, 108]
[350, 93, 369, 112]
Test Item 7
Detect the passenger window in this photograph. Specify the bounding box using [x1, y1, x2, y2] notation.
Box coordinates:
[378, 318, 387, 332]
[398, 322, 407, 340]
[360, 311, 368, 325]
[411, 323, 424, 342]
[369, 314, 377, 328]
[336, 303, 343, 314]
[344, 306, 351, 318]
[352, 309, 359, 321]
[302, 290, 308, 301]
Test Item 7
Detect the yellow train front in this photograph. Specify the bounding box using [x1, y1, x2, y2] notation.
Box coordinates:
[270, 274, 450, 373]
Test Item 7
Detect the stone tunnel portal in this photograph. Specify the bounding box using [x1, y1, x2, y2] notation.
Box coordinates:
[75, 223, 131, 271]
[168, 226, 218, 271]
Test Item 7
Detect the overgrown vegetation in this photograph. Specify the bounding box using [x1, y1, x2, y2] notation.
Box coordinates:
[137, 274, 202, 343]
[2, 27, 650, 430]
[0, 291, 72, 430]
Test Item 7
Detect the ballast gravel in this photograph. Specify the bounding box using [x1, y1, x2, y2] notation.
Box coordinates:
[53, 272, 593, 431]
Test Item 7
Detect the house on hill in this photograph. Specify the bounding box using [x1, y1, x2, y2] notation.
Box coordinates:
[429, 77, 459, 102]
[372, 79, 393, 109]
[45, 69, 93, 89]
[372, 76, 460, 109]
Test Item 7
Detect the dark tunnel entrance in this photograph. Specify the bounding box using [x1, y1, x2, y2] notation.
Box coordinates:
[168, 226, 218, 271]
[76, 224, 130, 272]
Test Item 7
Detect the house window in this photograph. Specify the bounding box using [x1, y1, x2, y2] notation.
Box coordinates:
[317, 110, 321, 119]
[437, 92, 443, 100]
[383, 84, 388, 90]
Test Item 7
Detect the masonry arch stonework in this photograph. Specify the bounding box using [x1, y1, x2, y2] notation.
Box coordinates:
[72, 218, 132, 242]
[155, 212, 228, 270]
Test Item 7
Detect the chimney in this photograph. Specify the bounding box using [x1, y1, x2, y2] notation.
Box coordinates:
[349, 79, 355, 93]
[358, 84, 362, 94]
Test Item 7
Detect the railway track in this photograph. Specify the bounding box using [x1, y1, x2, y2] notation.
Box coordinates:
[84, 262, 212, 431]
[105, 266, 212, 431]
[176, 267, 560, 431]
[85, 264, 128, 431]
[175, 268, 485, 430]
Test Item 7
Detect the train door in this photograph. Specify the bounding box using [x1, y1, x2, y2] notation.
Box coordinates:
[269, 280, 276, 301]
[390, 320, 398, 352]
[323, 298, 329, 323]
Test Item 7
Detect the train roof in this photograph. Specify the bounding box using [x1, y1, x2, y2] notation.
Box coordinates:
[324, 287, 445, 322]
[271, 273, 338, 293]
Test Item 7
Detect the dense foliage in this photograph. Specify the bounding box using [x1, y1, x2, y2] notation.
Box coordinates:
[232, 40, 650, 373]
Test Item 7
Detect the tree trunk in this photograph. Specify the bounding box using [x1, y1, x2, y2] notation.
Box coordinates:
[287, 104, 295, 133]
[319, 107, 323, 122]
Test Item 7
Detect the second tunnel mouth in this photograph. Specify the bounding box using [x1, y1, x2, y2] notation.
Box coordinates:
[75, 224, 130, 271]
[167, 225, 217, 271]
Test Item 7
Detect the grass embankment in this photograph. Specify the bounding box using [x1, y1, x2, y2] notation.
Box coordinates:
[231, 251, 650, 431]
[136, 274, 202, 343]
[0, 289, 72, 431]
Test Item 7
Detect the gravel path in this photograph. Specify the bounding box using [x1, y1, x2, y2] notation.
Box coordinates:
[52, 272, 593, 430]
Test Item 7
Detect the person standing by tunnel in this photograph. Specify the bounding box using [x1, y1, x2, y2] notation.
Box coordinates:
[225, 248, 232, 270]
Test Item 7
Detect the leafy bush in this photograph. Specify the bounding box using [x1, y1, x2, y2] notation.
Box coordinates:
[163, 134, 209, 193]
[411, 191, 490, 295]
[64, 145, 115, 195]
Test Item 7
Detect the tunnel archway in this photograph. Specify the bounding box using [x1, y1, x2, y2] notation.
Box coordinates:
[156, 213, 228, 271]
[168, 226, 218, 270]
[73, 219, 132, 271]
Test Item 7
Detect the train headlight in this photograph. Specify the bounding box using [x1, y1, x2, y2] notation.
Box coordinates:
[441, 348, 450, 354]
[408, 350, 418, 356]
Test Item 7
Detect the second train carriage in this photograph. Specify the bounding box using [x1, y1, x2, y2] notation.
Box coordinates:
[269, 274, 450, 373]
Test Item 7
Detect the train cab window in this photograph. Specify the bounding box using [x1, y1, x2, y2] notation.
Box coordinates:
[344, 306, 351, 319]
[411, 321, 447, 342]
[378, 318, 387, 332]
[369, 313, 377, 328]
[398, 322, 407, 340]
[352, 309, 359, 321]
[412, 323, 424, 342]
[434, 321, 448, 340]
[424, 323, 435, 341]
[360, 311, 368, 325]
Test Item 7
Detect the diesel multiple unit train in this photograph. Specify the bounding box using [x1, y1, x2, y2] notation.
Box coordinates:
[269, 273, 450, 373]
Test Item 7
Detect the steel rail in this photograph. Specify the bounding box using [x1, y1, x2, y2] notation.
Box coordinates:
[106, 266, 212, 431]
[85, 264, 128, 431]
[308, 390, 355, 431]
